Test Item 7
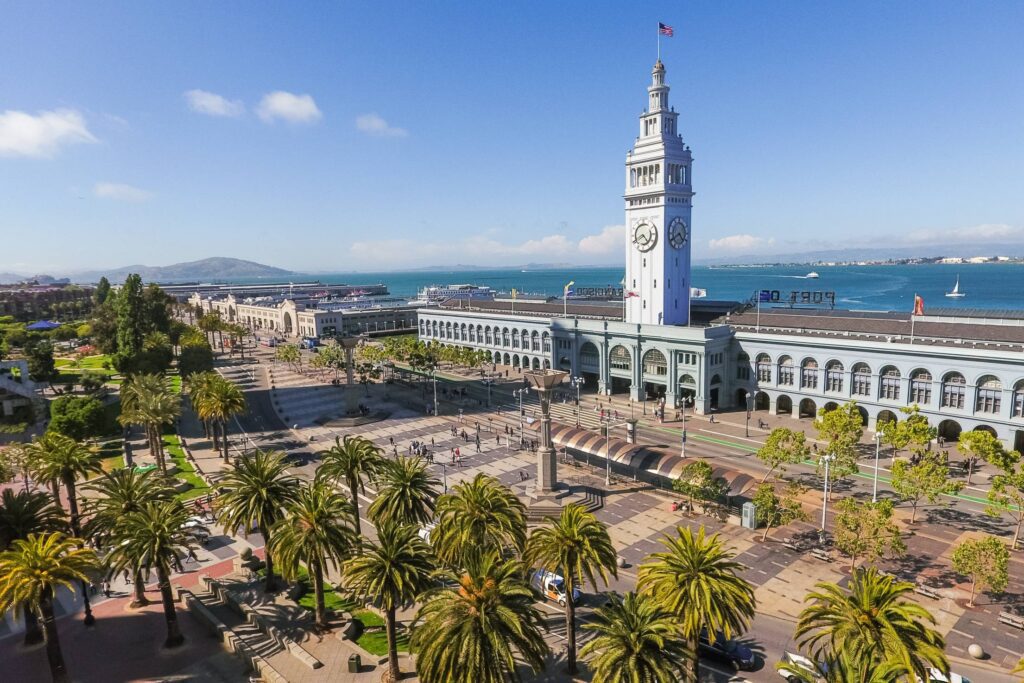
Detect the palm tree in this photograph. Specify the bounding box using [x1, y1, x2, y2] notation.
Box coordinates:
[525, 503, 618, 676]
[344, 522, 435, 682]
[412, 551, 549, 683]
[638, 526, 756, 682]
[368, 455, 440, 528]
[776, 651, 904, 683]
[28, 433, 100, 537]
[0, 489, 66, 644]
[317, 435, 385, 538]
[186, 371, 219, 445]
[83, 468, 173, 607]
[120, 374, 179, 473]
[432, 472, 527, 568]
[216, 450, 299, 592]
[0, 533, 100, 683]
[795, 567, 948, 682]
[581, 591, 691, 683]
[107, 500, 200, 648]
[269, 479, 356, 627]
[204, 376, 246, 461]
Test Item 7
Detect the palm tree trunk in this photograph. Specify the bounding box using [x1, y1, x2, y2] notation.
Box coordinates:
[349, 480, 362, 538]
[131, 569, 149, 608]
[22, 604, 43, 645]
[221, 420, 230, 461]
[64, 476, 80, 536]
[209, 420, 219, 450]
[565, 589, 577, 675]
[385, 605, 401, 681]
[686, 633, 699, 682]
[50, 481, 63, 511]
[39, 592, 70, 683]
[311, 561, 328, 627]
[260, 523, 276, 592]
[156, 564, 184, 648]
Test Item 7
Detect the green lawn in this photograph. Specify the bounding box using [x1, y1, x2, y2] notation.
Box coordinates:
[293, 582, 408, 654]
[168, 372, 182, 395]
[163, 432, 211, 501]
[54, 354, 120, 385]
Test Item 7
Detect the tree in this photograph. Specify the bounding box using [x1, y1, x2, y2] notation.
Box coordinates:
[958, 429, 1003, 486]
[0, 533, 100, 683]
[898, 405, 936, 461]
[201, 375, 246, 461]
[78, 370, 106, 394]
[832, 498, 905, 570]
[317, 435, 385, 538]
[141, 283, 172, 336]
[48, 395, 107, 441]
[580, 591, 690, 683]
[83, 468, 172, 607]
[107, 500, 199, 647]
[431, 473, 527, 568]
[120, 374, 179, 473]
[270, 479, 357, 627]
[755, 427, 810, 482]
[983, 447, 1024, 550]
[0, 444, 35, 493]
[28, 433, 100, 536]
[344, 522, 435, 682]
[93, 276, 111, 306]
[638, 526, 755, 682]
[368, 455, 440, 528]
[879, 415, 911, 461]
[178, 335, 214, 377]
[795, 567, 948, 682]
[672, 459, 728, 514]
[216, 450, 299, 592]
[114, 274, 145, 373]
[754, 481, 809, 541]
[952, 535, 1009, 607]
[412, 551, 549, 683]
[274, 343, 301, 370]
[525, 504, 618, 675]
[890, 452, 963, 523]
[26, 339, 58, 384]
[813, 402, 863, 484]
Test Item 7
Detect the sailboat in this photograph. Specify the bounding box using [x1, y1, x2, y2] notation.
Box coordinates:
[945, 274, 966, 298]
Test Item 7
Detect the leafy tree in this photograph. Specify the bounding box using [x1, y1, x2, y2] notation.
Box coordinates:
[134, 331, 173, 375]
[0, 533, 101, 683]
[48, 395, 107, 441]
[141, 283, 172, 334]
[952, 535, 1009, 607]
[899, 405, 936, 460]
[983, 447, 1024, 550]
[120, 374, 179, 473]
[368, 455, 440, 528]
[638, 526, 756, 682]
[525, 504, 618, 675]
[795, 567, 948, 682]
[108, 501, 200, 648]
[432, 473, 527, 568]
[672, 459, 728, 514]
[270, 479, 356, 627]
[890, 452, 963, 523]
[178, 335, 214, 377]
[78, 369, 106, 394]
[93, 276, 111, 306]
[813, 401, 863, 484]
[114, 274, 145, 373]
[317, 342, 347, 381]
[274, 343, 301, 370]
[344, 522, 435, 682]
[28, 433, 101, 535]
[754, 481, 809, 541]
[201, 375, 246, 461]
[0, 444, 35, 493]
[25, 339, 58, 384]
[581, 591, 690, 683]
[413, 552, 549, 683]
[755, 427, 810, 482]
[88, 302, 119, 354]
[958, 428, 1004, 486]
[216, 450, 299, 592]
[317, 435, 385, 538]
[832, 498, 905, 570]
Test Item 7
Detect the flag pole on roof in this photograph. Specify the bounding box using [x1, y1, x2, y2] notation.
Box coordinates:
[658, 22, 674, 61]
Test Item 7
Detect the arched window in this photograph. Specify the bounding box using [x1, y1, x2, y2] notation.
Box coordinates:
[485, 326, 493, 345]
[756, 353, 772, 383]
[520, 330, 529, 349]
[825, 361, 844, 393]
[1014, 381, 1024, 418]
[542, 332, 551, 353]
[511, 329, 519, 348]
[477, 325, 483, 344]
[909, 370, 932, 405]
[531, 330, 540, 351]
[851, 363, 871, 396]
[432, 320, 438, 338]
[419, 320, 426, 336]
[460, 323, 467, 341]
[975, 376, 1002, 414]
[941, 372, 966, 409]
[880, 366, 901, 401]
[801, 359, 819, 390]
[502, 328, 510, 347]
[579, 342, 599, 368]
[778, 356, 794, 386]
[468, 325, 476, 342]
[642, 349, 668, 376]
[610, 345, 631, 371]
[736, 352, 750, 381]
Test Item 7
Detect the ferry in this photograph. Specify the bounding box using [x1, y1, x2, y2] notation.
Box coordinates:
[416, 283, 496, 303]
[805, 272, 820, 279]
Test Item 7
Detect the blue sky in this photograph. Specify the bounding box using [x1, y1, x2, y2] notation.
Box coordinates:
[2, 1, 1022, 274]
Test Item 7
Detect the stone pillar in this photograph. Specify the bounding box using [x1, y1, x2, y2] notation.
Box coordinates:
[341, 337, 361, 416]
[525, 369, 568, 493]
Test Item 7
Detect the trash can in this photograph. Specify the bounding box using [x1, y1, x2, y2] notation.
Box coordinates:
[348, 653, 361, 673]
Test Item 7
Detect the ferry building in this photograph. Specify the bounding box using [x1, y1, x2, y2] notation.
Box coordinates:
[417, 61, 1024, 452]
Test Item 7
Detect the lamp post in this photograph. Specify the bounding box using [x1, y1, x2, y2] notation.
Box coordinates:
[439, 461, 448, 493]
[482, 378, 494, 407]
[680, 407, 687, 457]
[571, 376, 585, 427]
[601, 416, 630, 487]
[745, 391, 752, 437]
[513, 387, 530, 449]
[819, 454, 835, 533]
[872, 432, 882, 503]
[432, 369, 439, 416]
[524, 369, 568, 493]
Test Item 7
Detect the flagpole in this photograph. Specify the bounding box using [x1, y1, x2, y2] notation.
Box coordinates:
[657, 24, 660, 61]
[910, 293, 916, 345]
[756, 295, 761, 333]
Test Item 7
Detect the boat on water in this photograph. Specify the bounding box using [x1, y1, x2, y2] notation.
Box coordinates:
[805, 272, 820, 279]
[945, 275, 966, 298]
[416, 283, 496, 303]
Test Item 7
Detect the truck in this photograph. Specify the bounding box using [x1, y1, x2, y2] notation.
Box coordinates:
[529, 569, 581, 607]
[300, 337, 319, 350]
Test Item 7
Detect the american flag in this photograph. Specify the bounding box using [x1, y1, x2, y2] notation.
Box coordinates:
[659, 22, 674, 37]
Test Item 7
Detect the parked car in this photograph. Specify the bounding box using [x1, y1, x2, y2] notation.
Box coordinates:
[529, 569, 580, 607]
[920, 669, 971, 683]
[417, 523, 436, 545]
[698, 629, 756, 670]
[778, 651, 824, 682]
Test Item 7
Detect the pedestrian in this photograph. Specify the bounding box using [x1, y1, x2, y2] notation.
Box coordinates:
[389, 436, 394, 445]
[431, 436, 435, 447]
[102, 580, 111, 598]
[124, 569, 132, 584]
[475, 439, 481, 453]
[187, 548, 199, 564]
[496, 435, 500, 445]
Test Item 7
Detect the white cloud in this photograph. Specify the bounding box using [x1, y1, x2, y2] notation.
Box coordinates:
[257, 91, 322, 123]
[707, 234, 775, 251]
[578, 225, 624, 255]
[355, 113, 408, 138]
[184, 89, 244, 117]
[901, 223, 1022, 245]
[94, 182, 154, 202]
[0, 108, 97, 158]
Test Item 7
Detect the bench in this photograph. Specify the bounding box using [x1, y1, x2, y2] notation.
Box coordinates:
[999, 612, 1024, 630]
[809, 548, 832, 562]
[914, 584, 941, 600]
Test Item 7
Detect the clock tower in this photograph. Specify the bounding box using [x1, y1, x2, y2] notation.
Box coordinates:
[624, 60, 693, 325]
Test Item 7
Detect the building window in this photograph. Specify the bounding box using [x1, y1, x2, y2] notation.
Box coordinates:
[756, 354, 772, 383]
[642, 349, 667, 376]
[1014, 383, 1024, 418]
[485, 328, 493, 345]
[801, 359, 819, 390]
[542, 333, 551, 353]
[502, 329, 510, 346]
[975, 376, 1002, 414]
[778, 357, 794, 386]
[852, 364, 871, 396]
[610, 345, 631, 371]
[825, 361, 844, 393]
[880, 367, 901, 401]
[941, 372, 966, 409]
[909, 370, 932, 405]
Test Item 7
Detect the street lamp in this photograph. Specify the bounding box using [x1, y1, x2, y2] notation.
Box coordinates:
[680, 407, 687, 457]
[571, 376, 585, 427]
[432, 369, 439, 416]
[819, 454, 836, 533]
[482, 378, 494, 407]
[872, 432, 882, 503]
[513, 387, 530, 448]
[745, 391, 752, 437]
[601, 416, 630, 486]
[439, 461, 448, 493]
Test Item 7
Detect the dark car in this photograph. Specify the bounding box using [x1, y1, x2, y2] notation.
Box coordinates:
[698, 630, 756, 670]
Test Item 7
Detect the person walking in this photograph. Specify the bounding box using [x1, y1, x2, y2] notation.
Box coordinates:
[102, 580, 112, 598]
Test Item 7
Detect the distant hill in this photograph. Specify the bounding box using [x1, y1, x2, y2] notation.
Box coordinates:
[72, 257, 294, 283]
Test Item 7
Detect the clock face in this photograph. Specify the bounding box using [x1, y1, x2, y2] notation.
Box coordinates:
[667, 218, 688, 249]
[633, 222, 657, 252]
